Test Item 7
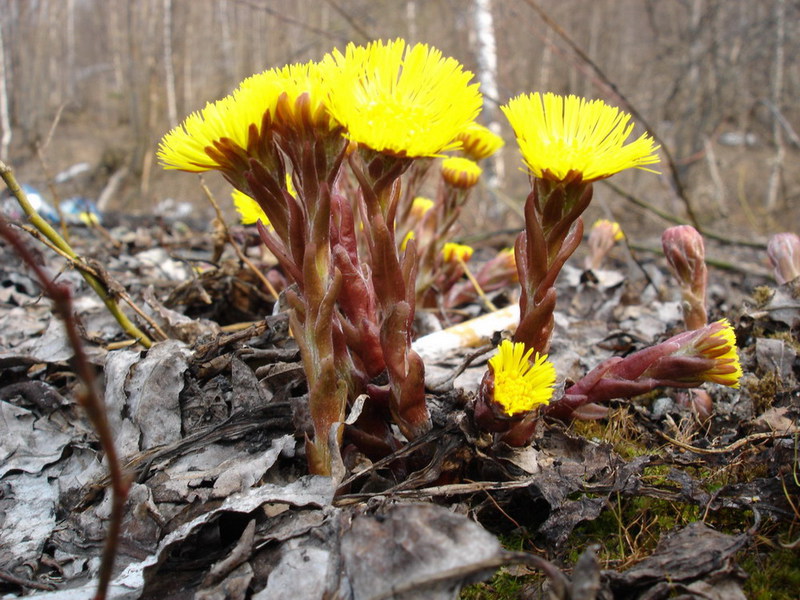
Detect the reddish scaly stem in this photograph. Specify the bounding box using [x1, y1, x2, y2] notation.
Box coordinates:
[0, 215, 129, 600]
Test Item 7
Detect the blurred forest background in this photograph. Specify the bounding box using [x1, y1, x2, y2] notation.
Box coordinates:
[1, 0, 798, 237]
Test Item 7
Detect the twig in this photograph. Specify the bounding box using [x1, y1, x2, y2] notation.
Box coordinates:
[604, 180, 768, 249]
[0, 214, 129, 600]
[0, 570, 56, 592]
[0, 160, 153, 347]
[657, 430, 797, 455]
[198, 176, 280, 302]
[455, 255, 497, 312]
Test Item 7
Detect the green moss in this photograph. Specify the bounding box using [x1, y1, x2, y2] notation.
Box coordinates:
[741, 548, 800, 600]
[460, 569, 529, 600]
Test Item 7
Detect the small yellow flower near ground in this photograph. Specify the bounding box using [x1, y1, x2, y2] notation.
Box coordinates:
[592, 218, 624, 241]
[689, 318, 743, 388]
[489, 340, 556, 415]
[320, 39, 483, 158]
[441, 156, 482, 189]
[455, 122, 505, 160]
[501, 92, 660, 183]
[442, 242, 474, 263]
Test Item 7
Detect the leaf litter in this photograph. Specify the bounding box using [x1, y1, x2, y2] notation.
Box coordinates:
[0, 218, 798, 599]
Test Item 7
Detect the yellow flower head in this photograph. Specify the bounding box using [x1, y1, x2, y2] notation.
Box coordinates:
[321, 39, 482, 157]
[501, 92, 660, 183]
[688, 318, 743, 388]
[158, 61, 333, 172]
[239, 61, 338, 137]
[442, 242, 474, 263]
[410, 196, 435, 219]
[441, 156, 482, 189]
[232, 189, 269, 226]
[592, 219, 624, 241]
[455, 122, 505, 160]
[488, 340, 556, 415]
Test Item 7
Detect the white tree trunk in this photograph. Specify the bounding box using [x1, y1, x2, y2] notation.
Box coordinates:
[162, 0, 178, 127]
[472, 0, 503, 192]
[0, 21, 11, 162]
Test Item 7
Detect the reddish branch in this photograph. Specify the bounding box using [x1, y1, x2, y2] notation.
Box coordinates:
[0, 215, 129, 600]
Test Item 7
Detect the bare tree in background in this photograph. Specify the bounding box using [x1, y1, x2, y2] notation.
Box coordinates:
[767, 0, 786, 210]
[472, 0, 504, 192]
[162, 0, 178, 127]
[0, 19, 11, 162]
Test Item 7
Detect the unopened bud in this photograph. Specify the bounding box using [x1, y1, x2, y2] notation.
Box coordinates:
[767, 232, 800, 284]
[662, 225, 708, 329]
[441, 157, 482, 189]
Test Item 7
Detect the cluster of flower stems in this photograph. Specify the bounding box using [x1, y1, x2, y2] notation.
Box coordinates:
[158, 38, 744, 475]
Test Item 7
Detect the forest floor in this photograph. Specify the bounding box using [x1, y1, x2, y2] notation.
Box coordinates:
[0, 202, 798, 599]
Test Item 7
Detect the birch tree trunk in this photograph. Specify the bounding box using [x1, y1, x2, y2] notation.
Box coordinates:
[0, 20, 11, 161]
[162, 0, 177, 127]
[471, 0, 503, 193]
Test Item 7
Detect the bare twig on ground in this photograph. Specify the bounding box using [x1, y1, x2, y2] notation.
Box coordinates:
[0, 160, 154, 347]
[0, 214, 129, 600]
[198, 176, 280, 302]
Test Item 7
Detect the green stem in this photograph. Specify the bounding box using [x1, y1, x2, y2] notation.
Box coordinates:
[0, 160, 153, 348]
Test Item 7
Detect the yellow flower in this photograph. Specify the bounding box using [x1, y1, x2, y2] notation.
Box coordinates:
[501, 93, 660, 183]
[489, 340, 556, 415]
[158, 61, 333, 172]
[441, 156, 482, 189]
[455, 122, 504, 160]
[232, 173, 295, 225]
[442, 242, 474, 263]
[592, 219, 624, 241]
[232, 189, 269, 225]
[410, 196, 435, 219]
[690, 318, 743, 388]
[321, 39, 482, 158]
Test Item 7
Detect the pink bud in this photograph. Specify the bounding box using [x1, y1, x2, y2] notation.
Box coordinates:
[767, 232, 800, 284]
[662, 225, 708, 329]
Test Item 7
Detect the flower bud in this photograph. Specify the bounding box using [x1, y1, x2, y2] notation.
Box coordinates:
[441, 156, 482, 189]
[442, 242, 474, 264]
[454, 122, 505, 160]
[662, 225, 708, 329]
[767, 232, 800, 284]
[410, 196, 435, 220]
[585, 219, 624, 270]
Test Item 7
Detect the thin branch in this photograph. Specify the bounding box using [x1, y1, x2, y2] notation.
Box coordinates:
[198, 176, 279, 301]
[0, 214, 129, 600]
[0, 160, 153, 347]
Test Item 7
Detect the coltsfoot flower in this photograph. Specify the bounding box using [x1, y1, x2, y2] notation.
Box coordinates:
[442, 242, 474, 264]
[158, 61, 334, 174]
[455, 122, 505, 160]
[232, 189, 268, 225]
[441, 156, 482, 189]
[501, 92, 660, 183]
[410, 196, 435, 219]
[681, 318, 743, 388]
[321, 39, 482, 158]
[487, 340, 556, 416]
